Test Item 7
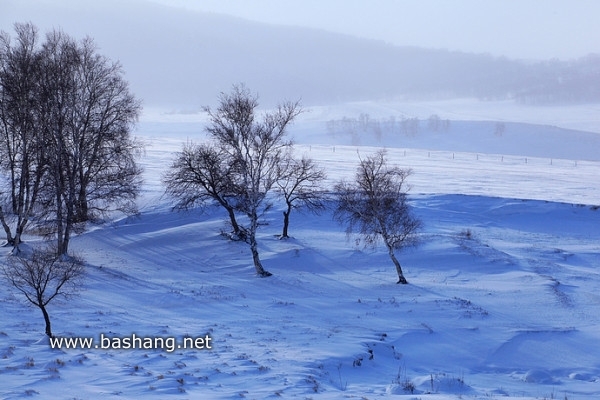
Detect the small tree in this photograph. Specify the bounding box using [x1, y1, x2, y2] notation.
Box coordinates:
[163, 142, 245, 239]
[277, 156, 326, 238]
[1, 246, 84, 337]
[334, 150, 421, 284]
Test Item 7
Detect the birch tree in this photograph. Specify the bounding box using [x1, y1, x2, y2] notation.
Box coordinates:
[37, 29, 142, 255]
[0, 24, 142, 255]
[334, 150, 421, 284]
[205, 84, 302, 277]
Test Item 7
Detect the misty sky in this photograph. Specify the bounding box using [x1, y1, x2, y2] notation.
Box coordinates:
[2, 0, 599, 108]
[148, 0, 599, 60]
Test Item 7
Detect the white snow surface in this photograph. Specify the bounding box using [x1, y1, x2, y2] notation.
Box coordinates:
[1, 99, 600, 399]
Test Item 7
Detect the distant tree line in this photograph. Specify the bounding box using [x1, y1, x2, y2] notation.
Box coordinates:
[512, 55, 600, 104]
[326, 113, 451, 143]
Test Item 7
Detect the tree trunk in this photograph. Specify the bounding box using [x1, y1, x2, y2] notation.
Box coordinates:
[59, 232, 70, 256]
[225, 205, 243, 239]
[12, 231, 22, 253]
[75, 191, 89, 222]
[281, 207, 291, 238]
[14, 216, 28, 250]
[40, 304, 53, 337]
[0, 208, 14, 246]
[250, 239, 271, 277]
[386, 244, 408, 284]
[249, 213, 271, 277]
[56, 194, 65, 256]
[59, 209, 72, 256]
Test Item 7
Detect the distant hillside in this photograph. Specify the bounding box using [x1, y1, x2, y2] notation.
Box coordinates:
[2, 0, 599, 108]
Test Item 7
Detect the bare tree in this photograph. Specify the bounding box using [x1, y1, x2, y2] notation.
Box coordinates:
[0, 23, 46, 250]
[1, 245, 84, 337]
[36, 29, 142, 255]
[163, 142, 245, 239]
[334, 150, 421, 284]
[69, 36, 143, 223]
[205, 84, 302, 277]
[277, 156, 326, 238]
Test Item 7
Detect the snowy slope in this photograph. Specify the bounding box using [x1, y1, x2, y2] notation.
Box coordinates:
[1, 99, 599, 399]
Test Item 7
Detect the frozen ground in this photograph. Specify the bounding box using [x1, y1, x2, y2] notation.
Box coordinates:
[1, 99, 599, 399]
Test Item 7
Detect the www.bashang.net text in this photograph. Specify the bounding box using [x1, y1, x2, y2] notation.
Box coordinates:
[49, 333, 212, 353]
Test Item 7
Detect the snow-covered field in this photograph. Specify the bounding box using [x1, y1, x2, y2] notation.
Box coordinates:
[1, 99, 599, 399]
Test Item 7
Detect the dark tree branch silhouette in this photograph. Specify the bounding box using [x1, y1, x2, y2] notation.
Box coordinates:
[163, 142, 245, 239]
[38, 30, 142, 255]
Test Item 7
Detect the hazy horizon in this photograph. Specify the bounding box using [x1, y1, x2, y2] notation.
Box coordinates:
[3, 0, 600, 61]
[146, 0, 600, 61]
[2, 0, 599, 109]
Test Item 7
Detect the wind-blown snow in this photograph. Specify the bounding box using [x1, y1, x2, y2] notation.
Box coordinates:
[1, 99, 599, 399]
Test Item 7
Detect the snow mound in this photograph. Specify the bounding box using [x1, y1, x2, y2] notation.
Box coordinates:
[523, 369, 558, 384]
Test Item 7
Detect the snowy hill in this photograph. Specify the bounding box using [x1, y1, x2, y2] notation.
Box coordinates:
[1, 99, 600, 399]
[2, 197, 599, 399]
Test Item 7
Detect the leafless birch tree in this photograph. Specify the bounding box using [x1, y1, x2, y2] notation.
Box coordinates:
[37, 30, 142, 255]
[0, 25, 142, 255]
[205, 84, 302, 277]
[334, 150, 421, 284]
